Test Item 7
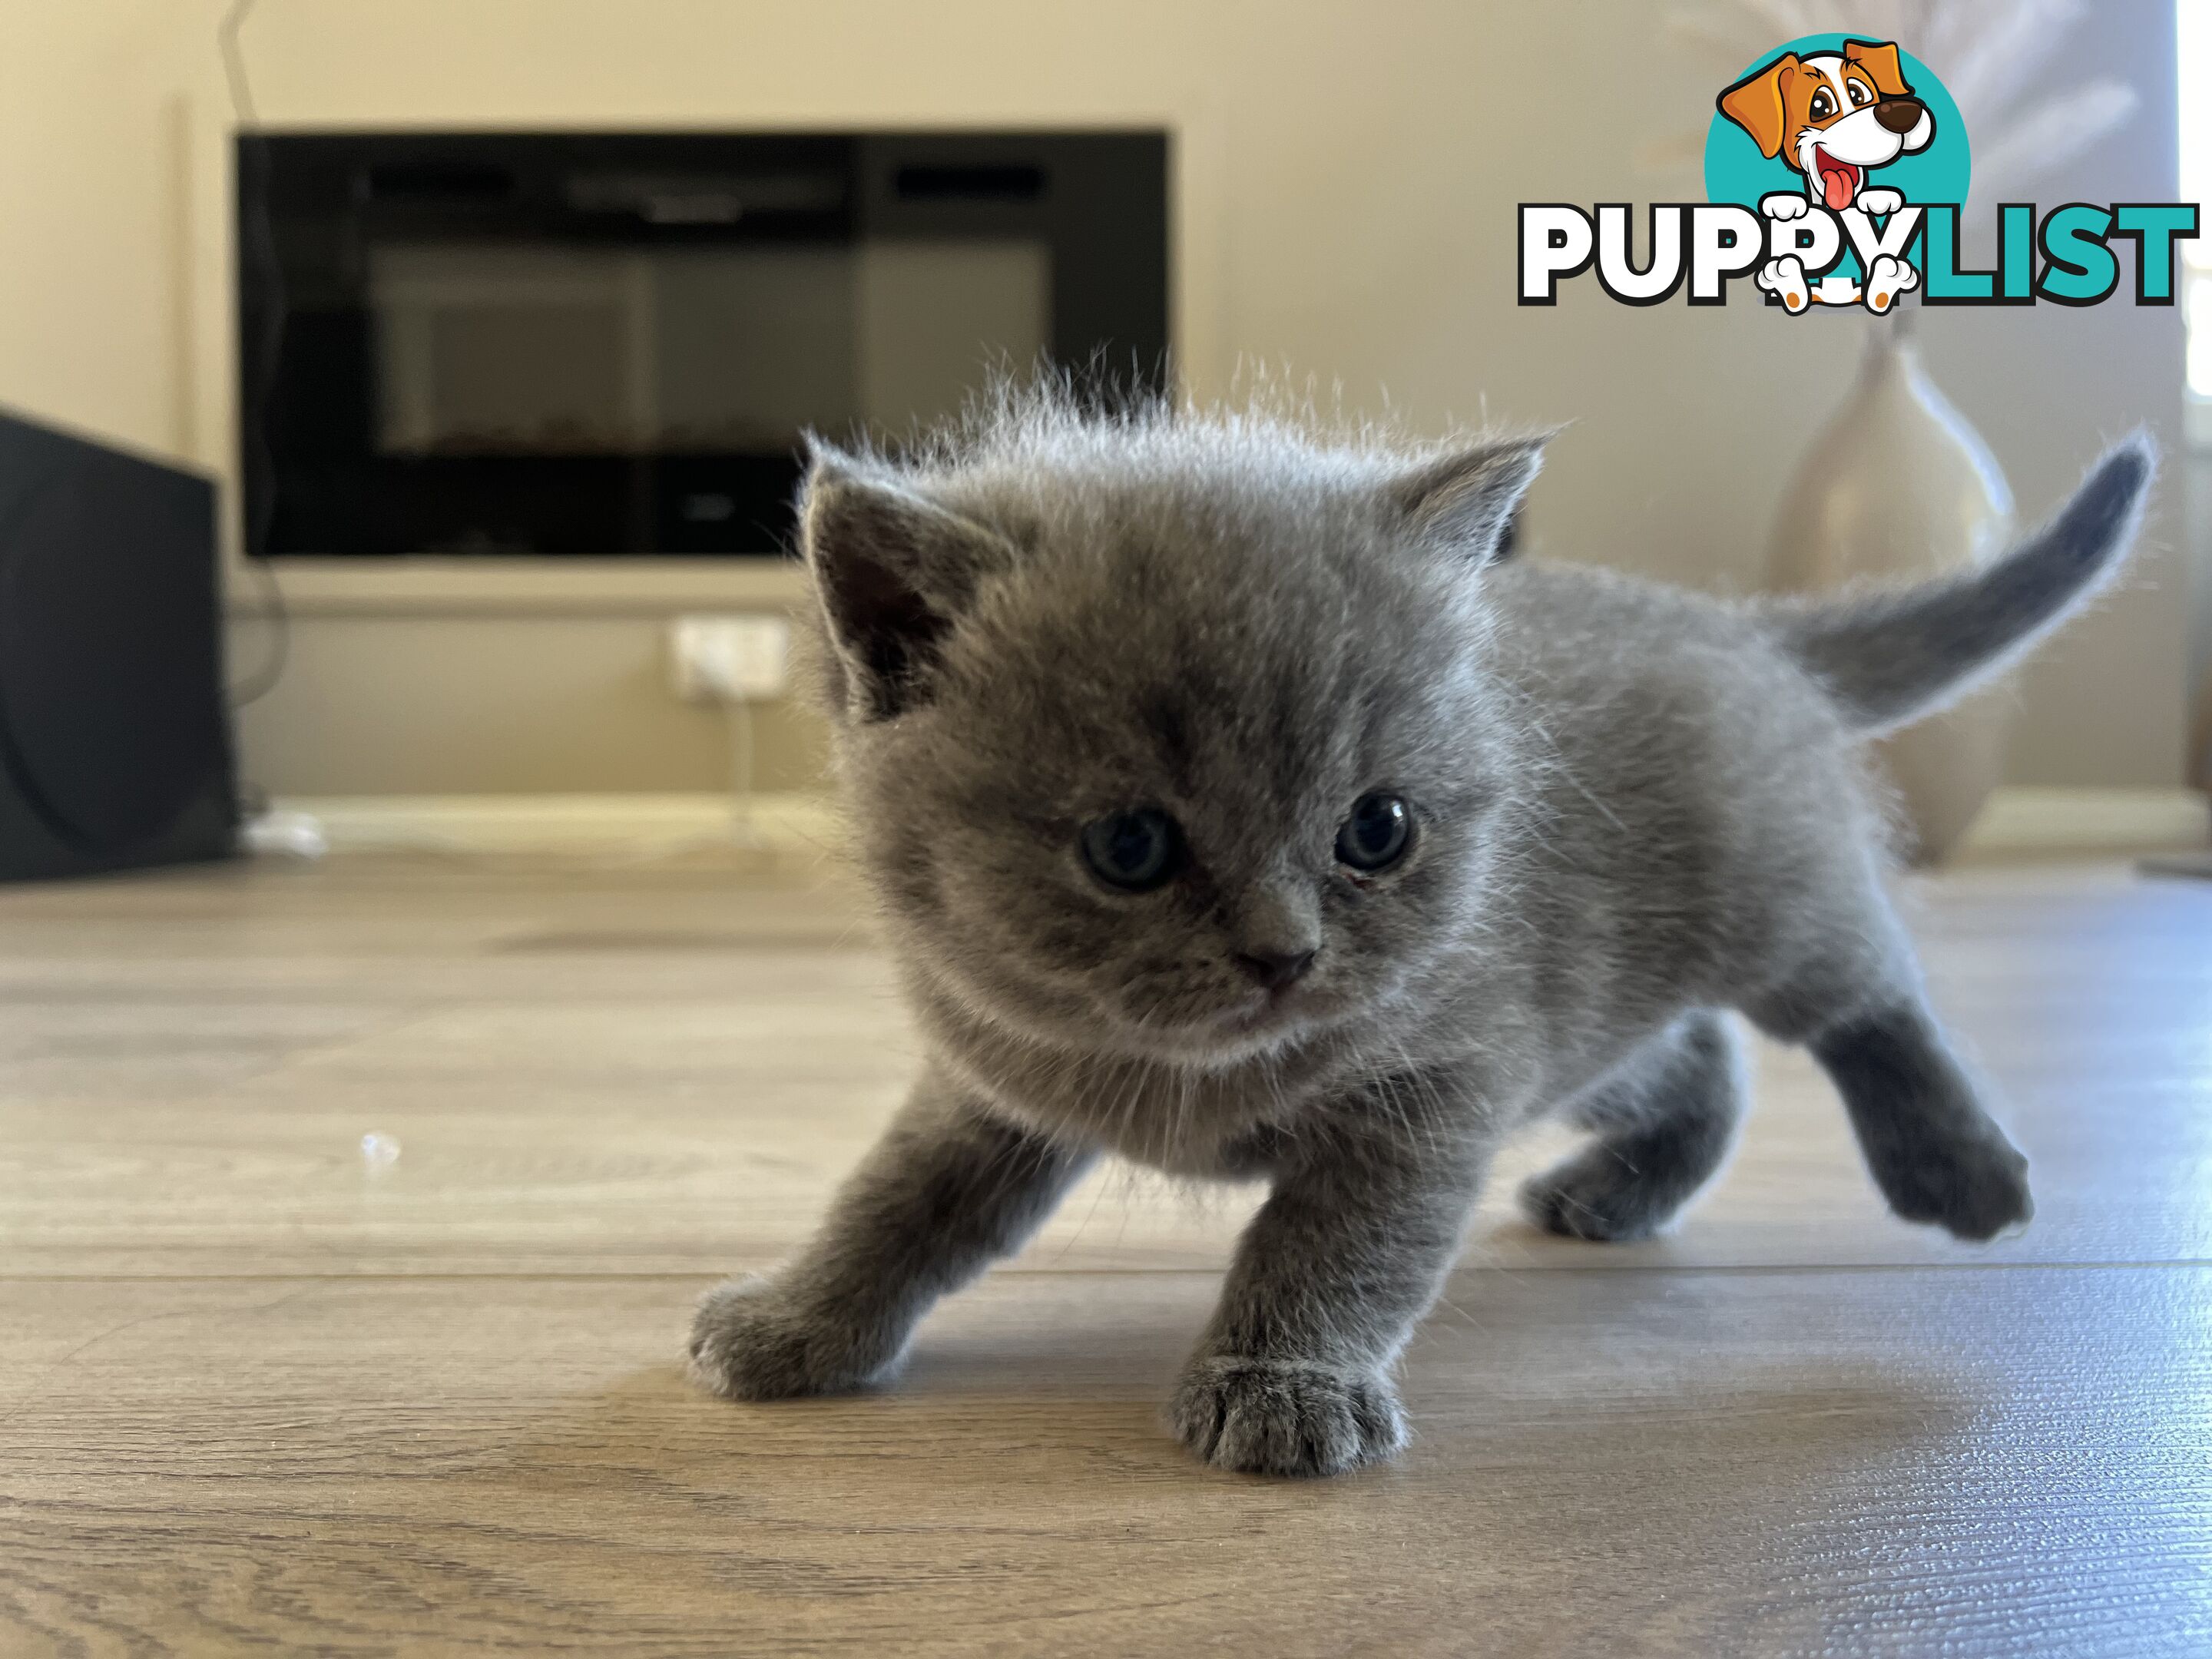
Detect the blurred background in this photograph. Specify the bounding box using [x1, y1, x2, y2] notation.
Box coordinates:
[0, 0, 2202, 866]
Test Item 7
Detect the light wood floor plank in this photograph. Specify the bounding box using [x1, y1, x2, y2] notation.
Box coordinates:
[0, 856, 2207, 1654]
[2, 863, 2206, 1278]
[3, 1267, 2207, 1657]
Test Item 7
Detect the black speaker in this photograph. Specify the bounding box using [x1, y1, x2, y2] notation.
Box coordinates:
[0, 410, 238, 880]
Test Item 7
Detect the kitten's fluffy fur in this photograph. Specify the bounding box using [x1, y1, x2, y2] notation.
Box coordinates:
[690, 389, 2153, 1478]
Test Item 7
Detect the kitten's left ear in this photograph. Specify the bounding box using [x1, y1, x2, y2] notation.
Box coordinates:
[1391, 435, 1551, 566]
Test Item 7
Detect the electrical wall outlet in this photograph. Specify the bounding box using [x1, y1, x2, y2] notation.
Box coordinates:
[670, 614, 791, 702]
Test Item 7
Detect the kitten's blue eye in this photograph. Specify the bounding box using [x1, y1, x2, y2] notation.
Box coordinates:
[1336, 792, 1412, 872]
[1081, 808, 1182, 892]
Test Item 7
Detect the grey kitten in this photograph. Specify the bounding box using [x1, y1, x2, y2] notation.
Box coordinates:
[689, 392, 2152, 1478]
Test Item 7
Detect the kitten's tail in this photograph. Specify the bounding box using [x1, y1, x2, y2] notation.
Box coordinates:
[1767, 436, 2154, 737]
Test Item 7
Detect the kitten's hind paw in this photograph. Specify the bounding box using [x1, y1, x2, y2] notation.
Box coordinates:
[687, 1275, 895, 1401]
[1169, 1356, 1406, 1478]
[1810, 1010, 2035, 1243]
[1871, 1128, 2034, 1243]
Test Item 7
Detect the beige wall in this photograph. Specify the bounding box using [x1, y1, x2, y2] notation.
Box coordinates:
[0, 0, 2197, 793]
[0, 2, 198, 458]
[227, 612, 826, 795]
[2192, 439, 2212, 782]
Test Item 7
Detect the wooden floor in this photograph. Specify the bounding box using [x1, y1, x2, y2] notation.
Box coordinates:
[2, 852, 2209, 1656]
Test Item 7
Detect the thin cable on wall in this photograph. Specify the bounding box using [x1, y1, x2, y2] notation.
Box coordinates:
[220, 0, 291, 710]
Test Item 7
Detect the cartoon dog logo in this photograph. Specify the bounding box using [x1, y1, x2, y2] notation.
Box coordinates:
[1717, 38, 1935, 313]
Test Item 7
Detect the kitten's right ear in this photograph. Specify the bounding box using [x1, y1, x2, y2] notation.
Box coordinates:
[1390, 434, 1551, 566]
[800, 452, 1015, 721]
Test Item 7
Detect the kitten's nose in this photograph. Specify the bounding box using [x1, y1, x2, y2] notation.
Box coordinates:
[1236, 948, 1316, 992]
[1874, 96, 1924, 134]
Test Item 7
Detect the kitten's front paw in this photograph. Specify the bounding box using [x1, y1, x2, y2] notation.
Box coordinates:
[1169, 1356, 1407, 1478]
[1521, 1157, 1677, 1242]
[687, 1275, 892, 1401]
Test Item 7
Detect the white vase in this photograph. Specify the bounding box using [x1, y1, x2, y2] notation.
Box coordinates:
[1763, 310, 2016, 866]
